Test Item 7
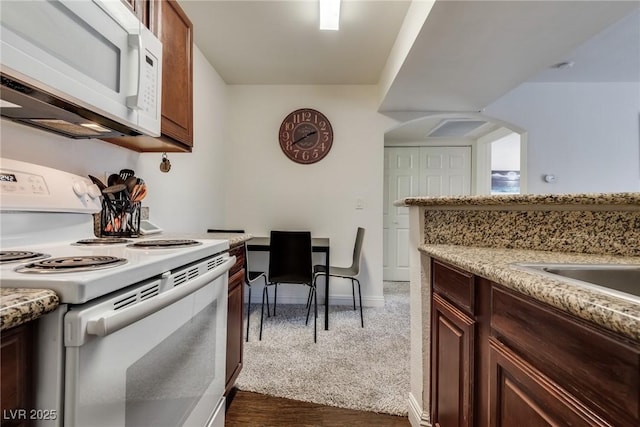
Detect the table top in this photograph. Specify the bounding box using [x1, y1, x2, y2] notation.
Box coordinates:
[247, 236, 329, 249]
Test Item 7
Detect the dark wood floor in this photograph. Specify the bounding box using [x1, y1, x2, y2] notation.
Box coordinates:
[225, 389, 411, 427]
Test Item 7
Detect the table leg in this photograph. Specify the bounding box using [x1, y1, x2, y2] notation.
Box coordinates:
[324, 247, 330, 330]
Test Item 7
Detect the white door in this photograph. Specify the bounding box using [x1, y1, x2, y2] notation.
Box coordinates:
[384, 147, 419, 281]
[384, 146, 471, 281]
[419, 146, 471, 196]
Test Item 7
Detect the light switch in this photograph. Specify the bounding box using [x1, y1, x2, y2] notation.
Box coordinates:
[356, 197, 365, 210]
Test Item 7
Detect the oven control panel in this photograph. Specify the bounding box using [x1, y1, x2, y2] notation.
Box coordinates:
[0, 170, 49, 195]
[0, 158, 102, 213]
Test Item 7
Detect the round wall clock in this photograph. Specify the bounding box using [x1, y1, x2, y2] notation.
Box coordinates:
[278, 108, 334, 164]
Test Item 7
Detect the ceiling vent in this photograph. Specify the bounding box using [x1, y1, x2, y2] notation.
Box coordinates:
[427, 119, 488, 138]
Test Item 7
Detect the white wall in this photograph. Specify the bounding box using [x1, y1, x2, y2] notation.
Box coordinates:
[491, 132, 520, 171]
[0, 45, 228, 232]
[135, 47, 228, 232]
[485, 82, 640, 194]
[225, 85, 392, 306]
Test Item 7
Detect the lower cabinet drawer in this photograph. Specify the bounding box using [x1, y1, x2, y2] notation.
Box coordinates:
[489, 338, 609, 426]
[432, 259, 475, 316]
[229, 245, 245, 277]
[491, 285, 640, 426]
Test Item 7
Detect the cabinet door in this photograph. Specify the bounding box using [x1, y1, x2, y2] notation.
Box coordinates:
[225, 268, 245, 395]
[150, 0, 193, 148]
[431, 294, 475, 427]
[489, 338, 608, 426]
[122, 0, 148, 26]
[1, 324, 32, 427]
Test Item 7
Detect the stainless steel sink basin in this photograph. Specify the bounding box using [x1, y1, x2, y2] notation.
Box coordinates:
[513, 263, 640, 304]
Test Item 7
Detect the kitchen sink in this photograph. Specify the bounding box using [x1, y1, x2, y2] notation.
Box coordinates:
[513, 263, 640, 304]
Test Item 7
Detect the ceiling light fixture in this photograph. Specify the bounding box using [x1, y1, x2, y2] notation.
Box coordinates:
[319, 0, 341, 31]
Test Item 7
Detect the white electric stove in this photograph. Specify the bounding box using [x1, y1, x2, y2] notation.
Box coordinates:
[0, 158, 230, 427]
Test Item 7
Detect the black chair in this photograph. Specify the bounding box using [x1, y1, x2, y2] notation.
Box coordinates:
[207, 229, 268, 341]
[260, 230, 317, 342]
[312, 227, 365, 327]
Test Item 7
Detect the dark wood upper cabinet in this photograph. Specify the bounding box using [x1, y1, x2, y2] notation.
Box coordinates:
[105, 0, 193, 152]
[149, 0, 193, 148]
[122, 0, 149, 26]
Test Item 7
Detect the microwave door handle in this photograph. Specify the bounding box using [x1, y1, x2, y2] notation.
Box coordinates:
[86, 255, 235, 338]
[126, 33, 144, 110]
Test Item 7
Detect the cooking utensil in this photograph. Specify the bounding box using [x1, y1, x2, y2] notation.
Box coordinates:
[88, 174, 107, 190]
[107, 173, 123, 186]
[119, 169, 135, 180]
[131, 183, 147, 202]
[103, 183, 127, 201]
[125, 176, 138, 195]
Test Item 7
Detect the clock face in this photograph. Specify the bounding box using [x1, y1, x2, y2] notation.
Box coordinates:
[278, 108, 333, 164]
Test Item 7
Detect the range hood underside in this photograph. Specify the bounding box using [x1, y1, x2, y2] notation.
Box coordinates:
[1, 75, 141, 139]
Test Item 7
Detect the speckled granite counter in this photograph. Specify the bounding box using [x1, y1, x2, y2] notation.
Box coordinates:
[421, 245, 640, 341]
[203, 232, 252, 248]
[0, 288, 59, 331]
[398, 192, 640, 208]
[153, 232, 252, 248]
[398, 192, 640, 257]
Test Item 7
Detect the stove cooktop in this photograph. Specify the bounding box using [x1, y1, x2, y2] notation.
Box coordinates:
[0, 237, 229, 304]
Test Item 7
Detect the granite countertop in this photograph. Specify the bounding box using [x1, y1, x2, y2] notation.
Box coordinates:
[157, 232, 253, 248]
[397, 192, 640, 208]
[0, 288, 59, 331]
[205, 232, 253, 247]
[420, 244, 640, 342]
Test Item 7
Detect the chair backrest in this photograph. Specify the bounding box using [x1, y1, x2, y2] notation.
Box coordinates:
[268, 230, 313, 284]
[349, 227, 365, 275]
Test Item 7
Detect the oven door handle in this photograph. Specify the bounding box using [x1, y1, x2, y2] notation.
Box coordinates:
[86, 255, 235, 338]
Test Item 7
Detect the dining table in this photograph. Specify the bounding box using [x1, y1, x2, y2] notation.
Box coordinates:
[246, 236, 331, 330]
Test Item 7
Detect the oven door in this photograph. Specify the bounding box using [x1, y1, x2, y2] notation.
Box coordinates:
[63, 255, 233, 427]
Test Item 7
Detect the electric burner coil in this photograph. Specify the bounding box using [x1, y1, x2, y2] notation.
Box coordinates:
[15, 256, 127, 273]
[74, 238, 131, 246]
[127, 239, 202, 249]
[0, 251, 50, 264]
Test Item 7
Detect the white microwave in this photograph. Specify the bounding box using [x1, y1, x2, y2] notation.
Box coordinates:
[0, 0, 162, 138]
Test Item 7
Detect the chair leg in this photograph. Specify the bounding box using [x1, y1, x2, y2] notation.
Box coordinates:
[351, 279, 356, 310]
[273, 284, 278, 316]
[313, 284, 318, 343]
[305, 286, 312, 324]
[264, 278, 271, 318]
[305, 285, 313, 309]
[245, 285, 251, 342]
[355, 278, 364, 328]
[259, 285, 268, 341]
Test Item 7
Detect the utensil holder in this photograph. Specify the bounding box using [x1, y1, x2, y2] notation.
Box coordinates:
[100, 198, 141, 237]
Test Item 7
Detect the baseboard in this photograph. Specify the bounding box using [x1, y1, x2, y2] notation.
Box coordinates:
[408, 392, 431, 427]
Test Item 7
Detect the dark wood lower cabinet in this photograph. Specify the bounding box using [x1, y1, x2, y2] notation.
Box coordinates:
[1, 323, 32, 427]
[430, 259, 640, 427]
[225, 245, 246, 399]
[489, 338, 608, 426]
[431, 294, 474, 427]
